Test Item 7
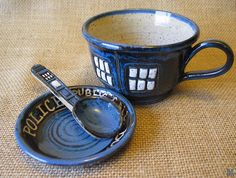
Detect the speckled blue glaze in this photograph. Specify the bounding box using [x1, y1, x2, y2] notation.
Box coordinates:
[15, 86, 136, 165]
[82, 9, 234, 104]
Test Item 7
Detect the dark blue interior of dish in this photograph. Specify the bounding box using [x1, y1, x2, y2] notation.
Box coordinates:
[37, 108, 113, 159]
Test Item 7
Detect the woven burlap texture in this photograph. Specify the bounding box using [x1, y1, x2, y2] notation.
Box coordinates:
[0, 0, 235, 177]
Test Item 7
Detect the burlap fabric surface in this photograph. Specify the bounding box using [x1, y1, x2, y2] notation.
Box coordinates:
[0, 0, 235, 177]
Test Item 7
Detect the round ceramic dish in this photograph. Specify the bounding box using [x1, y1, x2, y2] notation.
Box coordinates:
[15, 85, 136, 165]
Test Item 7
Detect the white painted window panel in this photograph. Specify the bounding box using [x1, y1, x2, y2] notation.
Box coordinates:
[137, 80, 146, 90]
[104, 62, 110, 74]
[107, 75, 113, 86]
[99, 58, 105, 71]
[139, 68, 148, 79]
[148, 68, 157, 79]
[129, 79, 136, 90]
[94, 56, 99, 67]
[101, 71, 106, 81]
[96, 68, 101, 78]
[129, 68, 137, 77]
[147, 81, 155, 90]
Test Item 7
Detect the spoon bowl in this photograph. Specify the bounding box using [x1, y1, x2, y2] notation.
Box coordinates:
[73, 97, 122, 138]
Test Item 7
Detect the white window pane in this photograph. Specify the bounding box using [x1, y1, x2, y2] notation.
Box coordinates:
[107, 75, 113, 86]
[96, 68, 101, 78]
[51, 80, 61, 88]
[101, 71, 106, 81]
[139, 68, 148, 79]
[99, 58, 105, 71]
[94, 56, 99, 67]
[104, 62, 110, 74]
[129, 79, 136, 90]
[147, 81, 155, 90]
[148, 68, 157, 79]
[129, 68, 137, 77]
[137, 80, 146, 90]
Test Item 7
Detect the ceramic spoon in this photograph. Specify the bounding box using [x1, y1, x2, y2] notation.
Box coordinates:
[31, 64, 122, 138]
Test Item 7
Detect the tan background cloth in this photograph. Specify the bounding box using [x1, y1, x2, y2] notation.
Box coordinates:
[0, 0, 235, 177]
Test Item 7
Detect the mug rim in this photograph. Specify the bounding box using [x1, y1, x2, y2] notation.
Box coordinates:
[82, 9, 200, 52]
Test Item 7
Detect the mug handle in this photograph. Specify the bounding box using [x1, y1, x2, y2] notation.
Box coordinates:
[180, 39, 234, 81]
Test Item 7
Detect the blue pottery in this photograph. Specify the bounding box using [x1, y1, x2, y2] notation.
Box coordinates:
[15, 86, 136, 166]
[31, 64, 123, 138]
[82, 9, 234, 104]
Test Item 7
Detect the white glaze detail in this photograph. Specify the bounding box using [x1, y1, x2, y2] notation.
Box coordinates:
[99, 58, 105, 71]
[107, 75, 113, 86]
[129, 79, 136, 90]
[51, 80, 61, 88]
[148, 68, 157, 79]
[139, 68, 148, 79]
[129, 68, 137, 77]
[94, 57, 114, 86]
[147, 81, 155, 90]
[137, 80, 145, 90]
[96, 68, 101, 77]
[101, 71, 106, 81]
[104, 62, 110, 74]
[94, 56, 99, 67]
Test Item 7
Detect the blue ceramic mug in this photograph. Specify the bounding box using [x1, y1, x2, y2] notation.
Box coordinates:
[82, 9, 234, 104]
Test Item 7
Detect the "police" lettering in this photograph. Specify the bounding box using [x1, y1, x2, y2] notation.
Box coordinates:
[23, 98, 57, 137]
[22, 88, 126, 137]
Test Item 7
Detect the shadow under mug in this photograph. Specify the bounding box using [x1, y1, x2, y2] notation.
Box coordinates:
[82, 9, 234, 104]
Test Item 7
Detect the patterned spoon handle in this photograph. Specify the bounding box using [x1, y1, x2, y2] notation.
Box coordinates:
[31, 64, 79, 111]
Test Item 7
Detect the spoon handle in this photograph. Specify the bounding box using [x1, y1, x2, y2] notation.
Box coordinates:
[31, 64, 79, 111]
